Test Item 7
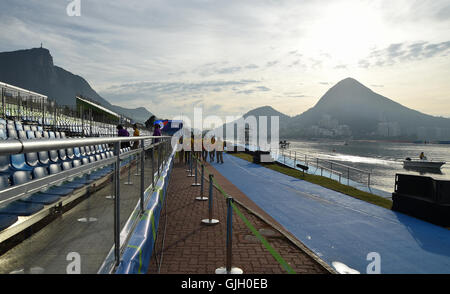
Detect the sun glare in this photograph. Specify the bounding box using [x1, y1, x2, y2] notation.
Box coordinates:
[305, 2, 384, 64]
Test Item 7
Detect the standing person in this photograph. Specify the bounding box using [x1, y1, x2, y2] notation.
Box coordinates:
[117, 124, 130, 149]
[132, 123, 140, 149]
[153, 123, 162, 143]
[209, 136, 216, 162]
[216, 137, 225, 164]
[202, 136, 208, 161]
[178, 135, 184, 163]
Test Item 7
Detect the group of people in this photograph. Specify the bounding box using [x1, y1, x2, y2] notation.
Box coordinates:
[116, 123, 162, 149]
[116, 123, 226, 165]
[178, 133, 225, 165]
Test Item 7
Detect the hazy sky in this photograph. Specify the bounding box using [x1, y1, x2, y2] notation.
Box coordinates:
[0, 0, 449, 120]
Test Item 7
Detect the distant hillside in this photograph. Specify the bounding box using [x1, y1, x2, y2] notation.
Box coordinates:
[217, 105, 290, 142]
[220, 78, 450, 141]
[0, 47, 153, 123]
[283, 78, 450, 140]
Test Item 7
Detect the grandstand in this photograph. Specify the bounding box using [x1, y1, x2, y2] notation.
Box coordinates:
[0, 81, 172, 274]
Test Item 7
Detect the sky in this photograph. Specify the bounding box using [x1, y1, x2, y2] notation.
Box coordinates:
[0, 0, 449, 122]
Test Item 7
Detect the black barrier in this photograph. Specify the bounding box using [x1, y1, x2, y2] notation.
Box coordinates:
[436, 180, 450, 205]
[393, 173, 450, 227]
[394, 174, 436, 202]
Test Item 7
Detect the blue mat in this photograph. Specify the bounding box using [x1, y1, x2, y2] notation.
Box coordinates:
[0, 214, 18, 231]
[211, 153, 450, 274]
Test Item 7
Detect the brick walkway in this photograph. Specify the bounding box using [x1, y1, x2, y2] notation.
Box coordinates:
[147, 159, 332, 274]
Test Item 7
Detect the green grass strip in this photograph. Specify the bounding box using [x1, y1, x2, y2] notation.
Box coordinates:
[199, 159, 297, 274]
[230, 201, 296, 274]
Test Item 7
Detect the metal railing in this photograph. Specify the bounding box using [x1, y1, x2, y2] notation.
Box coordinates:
[0, 135, 173, 273]
[281, 149, 372, 187]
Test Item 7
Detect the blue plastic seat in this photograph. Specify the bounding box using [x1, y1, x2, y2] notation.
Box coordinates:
[35, 131, 43, 139]
[0, 214, 18, 231]
[59, 162, 85, 189]
[0, 171, 44, 216]
[10, 153, 33, 171]
[0, 128, 6, 140]
[0, 174, 10, 190]
[19, 194, 61, 205]
[33, 166, 74, 196]
[0, 201, 44, 216]
[24, 131, 40, 167]
[14, 121, 23, 131]
[7, 128, 18, 139]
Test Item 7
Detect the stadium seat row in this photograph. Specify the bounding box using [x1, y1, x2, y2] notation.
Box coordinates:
[0, 124, 135, 232]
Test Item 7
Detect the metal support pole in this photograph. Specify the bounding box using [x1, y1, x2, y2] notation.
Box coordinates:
[134, 153, 140, 176]
[140, 140, 145, 213]
[196, 164, 208, 201]
[105, 173, 115, 200]
[192, 157, 201, 186]
[201, 174, 219, 225]
[124, 155, 133, 185]
[157, 145, 161, 178]
[151, 146, 155, 188]
[215, 197, 243, 274]
[347, 168, 350, 185]
[114, 142, 121, 266]
[368, 173, 371, 187]
[188, 151, 195, 177]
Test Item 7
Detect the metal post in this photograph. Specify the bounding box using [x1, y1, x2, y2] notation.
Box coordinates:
[134, 153, 140, 176]
[347, 168, 350, 185]
[192, 157, 200, 186]
[188, 151, 195, 177]
[151, 146, 155, 188]
[201, 174, 219, 225]
[215, 196, 243, 274]
[114, 142, 121, 266]
[124, 155, 133, 185]
[140, 140, 145, 213]
[294, 151, 296, 166]
[368, 173, 371, 187]
[157, 145, 161, 178]
[1, 87, 5, 119]
[196, 164, 208, 201]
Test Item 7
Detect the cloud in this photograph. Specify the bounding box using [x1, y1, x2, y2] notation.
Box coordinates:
[266, 60, 279, 67]
[334, 64, 347, 69]
[362, 41, 450, 68]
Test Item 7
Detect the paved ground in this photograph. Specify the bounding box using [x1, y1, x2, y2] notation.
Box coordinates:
[210, 153, 450, 274]
[147, 160, 330, 274]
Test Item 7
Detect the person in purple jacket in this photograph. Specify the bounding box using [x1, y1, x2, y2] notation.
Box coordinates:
[153, 123, 162, 143]
[117, 124, 130, 148]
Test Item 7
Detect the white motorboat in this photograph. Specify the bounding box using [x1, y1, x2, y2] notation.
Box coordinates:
[403, 158, 446, 169]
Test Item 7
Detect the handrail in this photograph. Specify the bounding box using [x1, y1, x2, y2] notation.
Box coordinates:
[0, 135, 171, 155]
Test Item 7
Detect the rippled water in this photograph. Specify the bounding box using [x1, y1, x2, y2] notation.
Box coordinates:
[287, 139, 450, 193]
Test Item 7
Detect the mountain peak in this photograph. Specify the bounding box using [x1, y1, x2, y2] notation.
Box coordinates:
[13, 47, 54, 68]
[334, 77, 368, 90]
[244, 105, 289, 118]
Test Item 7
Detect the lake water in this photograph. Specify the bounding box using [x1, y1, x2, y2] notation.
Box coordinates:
[287, 139, 450, 193]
